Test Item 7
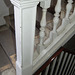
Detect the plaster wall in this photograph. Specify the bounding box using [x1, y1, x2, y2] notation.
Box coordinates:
[0, 0, 14, 26]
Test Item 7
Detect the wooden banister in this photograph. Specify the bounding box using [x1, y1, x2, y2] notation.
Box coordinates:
[9, 0, 75, 75]
[33, 47, 75, 75]
[33, 47, 64, 75]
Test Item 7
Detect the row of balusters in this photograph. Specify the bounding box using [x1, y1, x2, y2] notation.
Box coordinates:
[38, 51, 75, 75]
[37, 0, 75, 53]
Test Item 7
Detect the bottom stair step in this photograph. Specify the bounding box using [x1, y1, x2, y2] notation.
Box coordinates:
[0, 44, 12, 72]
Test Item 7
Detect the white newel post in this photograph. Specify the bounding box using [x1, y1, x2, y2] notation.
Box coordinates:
[10, 0, 39, 75]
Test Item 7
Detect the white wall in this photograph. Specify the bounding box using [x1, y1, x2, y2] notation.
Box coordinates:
[0, 0, 14, 26]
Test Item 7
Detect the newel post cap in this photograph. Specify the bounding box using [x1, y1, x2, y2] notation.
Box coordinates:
[10, 0, 40, 8]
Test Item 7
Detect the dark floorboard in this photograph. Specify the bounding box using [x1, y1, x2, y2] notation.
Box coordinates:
[64, 34, 75, 52]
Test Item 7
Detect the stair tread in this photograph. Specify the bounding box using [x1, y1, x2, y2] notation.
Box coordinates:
[4, 14, 15, 30]
[0, 44, 12, 72]
[0, 29, 16, 69]
[0, 29, 16, 56]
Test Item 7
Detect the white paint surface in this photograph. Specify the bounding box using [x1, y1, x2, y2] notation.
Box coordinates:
[10, 0, 75, 75]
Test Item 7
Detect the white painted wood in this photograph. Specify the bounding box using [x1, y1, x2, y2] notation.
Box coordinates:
[58, 53, 68, 75]
[38, 8, 47, 53]
[69, 6, 75, 22]
[39, 73, 42, 75]
[44, 0, 62, 46]
[54, 52, 64, 75]
[62, 54, 72, 75]
[53, 0, 61, 33]
[33, 21, 75, 73]
[37, 0, 51, 53]
[68, 55, 75, 75]
[65, 55, 74, 75]
[40, 0, 51, 9]
[57, 0, 73, 35]
[10, 0, 39, 75]
[45, 64, 50, 75]
[50, 57, 57, 75]
[71, 64, 75, 75]
[10, 0, 75, 75]
[65, 0, 73, 18]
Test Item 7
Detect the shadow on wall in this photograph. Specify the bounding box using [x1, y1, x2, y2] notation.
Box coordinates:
[0, 0, 14, 25]
[3, 0, 14, 15]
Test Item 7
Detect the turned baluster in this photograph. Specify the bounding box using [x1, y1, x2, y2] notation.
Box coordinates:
[53, 0, 61, 33]
[44, 0, 62, 47]
[65, 0, 73, 19]
[69, 5, 75, 21]
[39, 8, 47, 49]
[57, 0, 73, 34]
[38, 0, 51, 53]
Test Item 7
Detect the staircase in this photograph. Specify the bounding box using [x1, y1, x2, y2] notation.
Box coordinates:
[3, 0, 75, 75]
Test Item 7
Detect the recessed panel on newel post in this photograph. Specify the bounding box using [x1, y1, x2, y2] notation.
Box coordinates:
[10, 0, 39, 75]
